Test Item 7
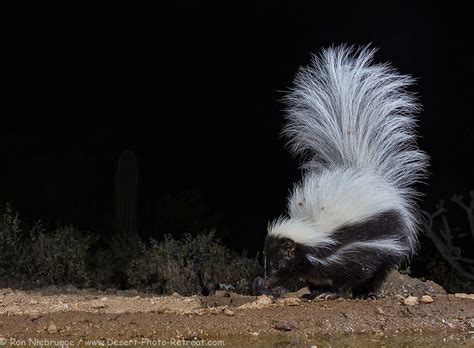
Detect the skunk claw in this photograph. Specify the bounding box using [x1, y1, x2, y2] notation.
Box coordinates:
[355, 292, 380, 300]
[315, 292, 340, 300]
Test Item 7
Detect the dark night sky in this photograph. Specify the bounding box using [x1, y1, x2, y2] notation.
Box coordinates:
[3, 3, 473, 252]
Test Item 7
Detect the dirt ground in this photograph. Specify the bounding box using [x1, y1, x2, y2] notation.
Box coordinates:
[0, 272, 473, 346]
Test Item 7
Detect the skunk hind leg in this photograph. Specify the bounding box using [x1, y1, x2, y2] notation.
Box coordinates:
[352, 263, 394, 299]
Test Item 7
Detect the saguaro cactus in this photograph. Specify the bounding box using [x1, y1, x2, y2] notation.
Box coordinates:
[114, 150, 139, 238]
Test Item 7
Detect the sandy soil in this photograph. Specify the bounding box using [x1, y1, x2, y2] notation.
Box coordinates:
[0, 272, 473, 346]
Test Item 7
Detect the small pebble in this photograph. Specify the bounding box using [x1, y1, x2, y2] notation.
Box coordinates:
[371, 328, 384, 336]
[454, 293, 474, 300]
[223, 308, 234, 316]
[278, 297, 301, 306]
[403, 296, 419, 306]
[394, 294, 405, 302]
[420, 295, 434, 304]
[284, 286, 310, 298]
[256, 294, 273, 306]
[274, 322, 293, 331]
[375, 306, 384, 314]
[47, 323, 58, 334]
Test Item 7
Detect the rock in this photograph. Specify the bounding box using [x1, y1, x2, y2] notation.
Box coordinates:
[274, 322, 293, 331]
[28, 299, 39, 305]
[420, 295, 434, 304]
[171, 292, 181, 298]
[237, 302, 256, 309]
[454, 293, 474, 300]
[380, 271, 446, 297]
[394, 294, 405, 302]
[269, 286, 288, 298]
[403, 296, 419, 306]
[256, 294, 273, 306]
[375, 306, 384, 314]
[277, 297, 301, 306]
[284, 287, 311, 298]
[372, 328, 384, 336]
[47, 323, 58, 334]
[105, 288, 117, 295]
[238, 295, 273, 309]
[296, 287, 311, 297]
[100, 297, 108, 302]
[251, 277, 266, 296]
[223, 308, 234, 316]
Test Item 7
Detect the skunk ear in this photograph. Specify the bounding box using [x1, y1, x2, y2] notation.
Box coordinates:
[282, 239, 296, 258]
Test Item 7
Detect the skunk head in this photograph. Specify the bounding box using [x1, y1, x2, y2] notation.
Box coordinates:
[264, 234, 297, 288]
[264, 217, 336, 289]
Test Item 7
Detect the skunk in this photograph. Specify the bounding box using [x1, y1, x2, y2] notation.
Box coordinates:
[263, 45, 429, 299]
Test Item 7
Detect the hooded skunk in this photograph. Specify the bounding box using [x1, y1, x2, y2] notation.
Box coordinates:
[263, 45, 429, 299]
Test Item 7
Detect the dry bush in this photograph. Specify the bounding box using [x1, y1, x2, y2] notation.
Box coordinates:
[127, 231, 262, 295]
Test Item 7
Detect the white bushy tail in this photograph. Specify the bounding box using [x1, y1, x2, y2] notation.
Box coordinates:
[283, 45, 429, 192]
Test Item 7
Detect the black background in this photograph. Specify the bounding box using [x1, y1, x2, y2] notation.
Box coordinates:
[3, 2, 473, 253]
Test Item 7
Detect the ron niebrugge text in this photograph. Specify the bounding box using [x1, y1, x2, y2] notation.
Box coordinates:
[2, 338, 226, 346]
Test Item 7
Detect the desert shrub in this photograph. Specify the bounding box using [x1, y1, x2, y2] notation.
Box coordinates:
[417, 191, 474, 293]
[420, 256, 474, 293]
[0, 205, 28, 277]
[0, 204, 262, 294]
[0, 205, 93, 286]
[423, 190, 474, 292]
[27, 224, 92, 286]
[91, 234, 142, 289]
[127, 231, 262, 295]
